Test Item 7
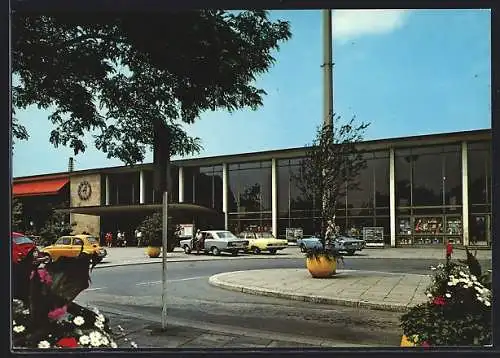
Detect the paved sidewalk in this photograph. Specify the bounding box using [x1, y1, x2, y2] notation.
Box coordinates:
[96, 246, 491, 269]
[100, 306, 374, 348]
[209, 268, 432, 312]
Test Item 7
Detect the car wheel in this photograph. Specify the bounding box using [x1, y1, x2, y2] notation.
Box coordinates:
[300, 245, 306, 253]
[211, 246, 221, 256]
[252, 247, 261, 255]
[231, 250, 238, 256]
[346, 250, 355, 256]
[269, 249, 277, 255]
[183, 245, 192, 254]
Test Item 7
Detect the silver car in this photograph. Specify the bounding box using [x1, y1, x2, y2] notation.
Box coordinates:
[180, 230, 249, 256]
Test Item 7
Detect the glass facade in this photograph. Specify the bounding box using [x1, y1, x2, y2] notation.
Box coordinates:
[467, 142, 492, 246]
[81, 133, 492, 248]
[228, 161, 272, 233]
[194, 165, 224, 212]
[395, 145, 463, 246]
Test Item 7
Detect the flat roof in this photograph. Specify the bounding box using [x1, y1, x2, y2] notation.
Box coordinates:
[14, 128, 491, 181]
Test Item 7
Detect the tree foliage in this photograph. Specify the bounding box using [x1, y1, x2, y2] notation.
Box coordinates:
[295, 117, 369, 247]
[12, 197, 25, 232]
[12, 11, 291, 164]
[38, 208, 75, 246]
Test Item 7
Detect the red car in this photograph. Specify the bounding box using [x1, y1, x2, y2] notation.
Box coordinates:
[12, 232, 38, 264]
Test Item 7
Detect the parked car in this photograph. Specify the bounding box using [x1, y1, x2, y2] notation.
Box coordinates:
[297, 235, 365, 255]
[12, 232, 38, 264]
[180, 230, 249, 256]
[41, 234, 107, 262]
[237, 231, 288, 254]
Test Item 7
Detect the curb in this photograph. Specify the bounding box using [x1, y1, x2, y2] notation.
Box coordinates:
[208, 273, 416, 313]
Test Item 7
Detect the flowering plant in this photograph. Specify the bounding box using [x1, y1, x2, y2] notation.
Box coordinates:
[11, 247, 133, 349]
[400, 249, 492, 346]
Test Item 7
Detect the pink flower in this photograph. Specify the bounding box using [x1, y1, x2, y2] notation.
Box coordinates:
[432, 296, 446, 306]
[421, 341, 431, 348]
[48, 305, 67, 320]
[37, 269, 53, 285]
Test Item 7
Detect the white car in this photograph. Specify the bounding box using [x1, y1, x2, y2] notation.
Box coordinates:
[180, 230, 249, 256]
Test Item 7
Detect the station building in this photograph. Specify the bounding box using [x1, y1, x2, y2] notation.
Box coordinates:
[12, 128, 492, 248]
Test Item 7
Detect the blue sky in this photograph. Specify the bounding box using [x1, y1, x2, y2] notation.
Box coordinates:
[12, 9, 491, 177]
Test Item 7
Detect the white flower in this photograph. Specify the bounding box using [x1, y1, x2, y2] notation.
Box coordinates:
[448, 281, 454, 286]
[124, 338, 128, 342]
[117, 325, 124, 331]
[96, 314, 105, 322]
[445, 293, 451, 298]
[110, 341, 118, 348]
[437, 264, 444, 269]
[95, 320, 104, 329]
[13, 325, 25, 333]
[471, 275, 477, 281]
[22, 309, 30, 315]
[459, 271, 467, 277]
[130, 341, 138, 348]
[73, 316, 85, 326]
[484, 300, 491, 307]
[100, 336, 109, 346]
[477, 296, 484, 302]
[90, 338, 101, 347]
[430, 266, 436, 271]
[426, 293, 433, 298]
[79, 335, 90, 345]
[38, 340, 50, 348]
[89, 331, 102, 341]
[12, 320, 16, 325]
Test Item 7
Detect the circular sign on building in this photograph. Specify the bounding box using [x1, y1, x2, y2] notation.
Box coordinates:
[77, 180, 92, 201]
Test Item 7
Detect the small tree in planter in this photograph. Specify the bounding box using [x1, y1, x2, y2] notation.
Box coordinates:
[139, 212, 163, 258]
[38, 206, 76, 247]
[295, 116, 369, 277]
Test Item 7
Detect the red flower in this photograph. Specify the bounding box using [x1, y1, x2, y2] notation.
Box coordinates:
[432, 296, 446, 306]
[421, 341, 431, 348]
[57, 337, 78, 348]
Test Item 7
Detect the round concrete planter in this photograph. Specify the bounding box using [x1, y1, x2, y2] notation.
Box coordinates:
[306, 256, 337, 278]
[400, 335, 418, 347]
[146, 246, 161, 258]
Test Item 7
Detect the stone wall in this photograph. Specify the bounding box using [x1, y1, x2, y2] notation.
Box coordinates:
[70, 173, 102, 236]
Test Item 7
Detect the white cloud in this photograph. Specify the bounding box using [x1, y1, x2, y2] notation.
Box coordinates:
[332, 10, 410, 41]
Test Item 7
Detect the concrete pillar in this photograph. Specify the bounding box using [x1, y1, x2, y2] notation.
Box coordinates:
[105, 175, 110, 206]
[222, 163, 228, 230]
[139, 170, 145, 204]
[389, 148, 396, 247]
[462, 141, 469, 246]
[272, 158, 278, 238]
[178, 167, 184, 203]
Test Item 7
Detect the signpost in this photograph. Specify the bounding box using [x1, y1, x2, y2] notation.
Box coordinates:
[161, 192, 168, 330]
[362, 227, 385, 248]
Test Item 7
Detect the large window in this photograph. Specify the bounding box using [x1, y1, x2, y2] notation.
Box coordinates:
[394, 145, 463, 246]
[228, 162, 272, 213]
[195, 166, 223, 212]
[468, 141, 492, 246]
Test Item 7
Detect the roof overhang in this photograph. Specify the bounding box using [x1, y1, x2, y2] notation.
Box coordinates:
[13, 178, 69, 197]
[57, 203, 221, 217]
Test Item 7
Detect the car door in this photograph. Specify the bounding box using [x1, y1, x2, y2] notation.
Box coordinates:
[51, 237, 72, 260]
[204, 233, 214, 250]
[71, 237, 85, 257]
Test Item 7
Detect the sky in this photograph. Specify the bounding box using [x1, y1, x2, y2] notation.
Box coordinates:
[12, 9, 491, 178]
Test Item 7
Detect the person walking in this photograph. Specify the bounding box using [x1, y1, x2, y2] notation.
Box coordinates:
[446, 239, 453, 263]
[116, 230, 123, 247]
[105, 232, 113, 248]
[195, 229, 203, 254]
[135, 229, 142, 247]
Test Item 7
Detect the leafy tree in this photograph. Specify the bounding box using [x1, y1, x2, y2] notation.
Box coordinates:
[12, 11, 291, 169]
[138, 212, 178, 251]
[294, 117, 369, 250]
[38, 208, 76, 246]
[12, 197, 25, 232]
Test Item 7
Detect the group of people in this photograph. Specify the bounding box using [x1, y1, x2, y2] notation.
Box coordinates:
[103, 229, 143, 248]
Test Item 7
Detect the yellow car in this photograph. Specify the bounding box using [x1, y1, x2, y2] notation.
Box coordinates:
[41, 234, 107, 262]
[238, 231, 288, 254]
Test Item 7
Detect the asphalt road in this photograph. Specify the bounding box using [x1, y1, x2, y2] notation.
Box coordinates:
[76, 257, 491, 346]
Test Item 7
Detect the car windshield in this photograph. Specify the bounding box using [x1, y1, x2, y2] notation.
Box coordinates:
[256, 232, 274, 239]
[215, 232, 237, 239]
[13, 236, 33, 245]
[86, 236, 99, 244]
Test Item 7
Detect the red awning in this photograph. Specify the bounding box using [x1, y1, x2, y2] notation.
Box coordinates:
[13, 178, 69, 197]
